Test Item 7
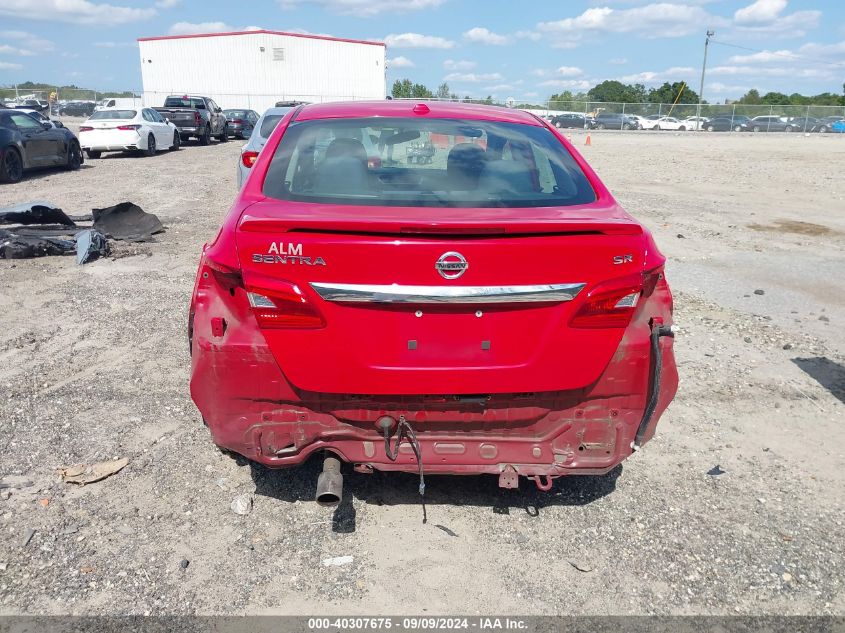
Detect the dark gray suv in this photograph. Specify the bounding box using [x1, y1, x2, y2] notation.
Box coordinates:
[593, 112, 638, 130]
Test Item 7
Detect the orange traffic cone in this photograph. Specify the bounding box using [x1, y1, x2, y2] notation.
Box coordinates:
[585, 134, 592, 146]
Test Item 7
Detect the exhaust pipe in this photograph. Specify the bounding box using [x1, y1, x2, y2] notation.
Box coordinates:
[315, 455, 343, 507]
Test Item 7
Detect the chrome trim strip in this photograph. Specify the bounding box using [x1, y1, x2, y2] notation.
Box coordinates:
[309, 282, 586, 304]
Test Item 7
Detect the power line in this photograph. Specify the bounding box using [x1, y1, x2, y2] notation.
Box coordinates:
[710, 39, 845, 69]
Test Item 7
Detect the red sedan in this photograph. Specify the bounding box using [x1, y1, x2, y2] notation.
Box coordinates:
[189, 100, 677, 505]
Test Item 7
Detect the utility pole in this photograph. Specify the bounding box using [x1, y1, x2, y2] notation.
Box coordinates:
[696, 29, 714, 127]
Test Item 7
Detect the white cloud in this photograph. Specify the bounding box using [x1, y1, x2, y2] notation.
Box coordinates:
[0, 61, 23, 70]
[444, 72, 504, 82]
[384, 32, 454, 48]
[515, 30, 541, 41]
[169, 22, 233, 35]
[734, 0, 787, 25]
[387, 55, 414, 68]
[618, 66, 694, 83]
[706, 82, 750, 94]
[93, 41, 136, 48]
[709, 64, 833, 79]
[731, 0, 819, 37]
[279, 0, 444, 16]
[537, 3, 713, 47]
[0, 44, 35, 56]
[463, 27, 509, 45]
[556, 66, 583, 77]
[529, 69, 547, 77]
[0, 0, 155, 25]
[727, 49, 796, 63]
[443, 59, 476, 70]
[155, 0, 180, 7]
[0, 30, 55, 54]
[486, 84, 514, 92]
[537, 79, 592, 90]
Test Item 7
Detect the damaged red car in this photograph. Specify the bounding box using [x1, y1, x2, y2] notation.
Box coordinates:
[189, 100, 677, 505]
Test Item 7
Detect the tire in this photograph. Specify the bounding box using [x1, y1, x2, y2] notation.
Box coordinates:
[753, 126, 761, 132]
[145, 134, 156, 157]
[86, 150, 101, 159]
[679, 126, 686, 131]
[170, 131, 180, 151]
[706, 125, 714, 132]
[199, 125, 211, 146]
[734, 125, 742, 132]
[66, 141, 82, 171]
[0, 147, 24, 184]
[784, 126, 794, 133]
[597, 123, 606, 130]
[218, 125, 228, 142]
[554, 121, 561, 128]
[820, 125, 829, 133]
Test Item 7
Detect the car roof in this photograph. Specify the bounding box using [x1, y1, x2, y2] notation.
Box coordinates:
[294, 100, 544, 125]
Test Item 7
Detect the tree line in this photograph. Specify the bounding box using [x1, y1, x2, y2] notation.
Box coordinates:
[392, 76, 845, 107]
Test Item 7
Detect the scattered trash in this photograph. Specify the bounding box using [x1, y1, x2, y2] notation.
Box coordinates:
[0, 232, 76, 259]
[676, 233, 685, 239]
[780, 532, 794, 542]
[230, 494, 253, 516]
[707, 465, 726, 476]
[0, 202, 75, 227]
[75, 229, 110, 265]
[59, 458, 129, 485]
[754, 289, 765, 295]
[180, 559, 190, 569]
[783, 343, 794, 350]
[38, 498, 50, 507]
[80, 566, 94, 574]
[92, 202, 164, 242]
[744, 336, 752, 343]
[434, 524, 458, 537]
[22, 528, 35, 547]
[569, 560, 593, 573]
[322, 555, 353, 567]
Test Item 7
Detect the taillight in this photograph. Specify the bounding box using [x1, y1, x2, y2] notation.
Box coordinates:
[241, 151, 258, 168]
[194, 111, 202, 124]
[368, 156, 382, 168]
[117, 124, 141, 131]
[79, 126, 93, 132]
[231, 119, 243, 124]
[570, 274, 643, 329]
[247, 283, 325, 329]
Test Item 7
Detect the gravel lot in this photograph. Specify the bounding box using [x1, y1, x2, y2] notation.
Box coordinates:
[1, 121, 843, 616]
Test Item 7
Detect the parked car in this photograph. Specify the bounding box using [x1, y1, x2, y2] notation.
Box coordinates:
[95, 97, 142, 111]
[15, 109, 59, 128]
[550, 113, 591, 129]
[650, 116, 688, 131]
[13, 99, 49, 113]
[153, 95, 228, 145]
[195, 100, 678, 501]
[79, 108, 180, 158]
[681, 116, 709, 130]
[236, 106, 298, 188]
[628, 115, 650, 130]
[782, 117, 820, 132]
[0, 108, 82, 183]
[224, 109, 259, 139]
[831, 120, 845, 133]
[593, 112, 638, 130]
[60, 101, 96, 117]
[817, 116, 845, 133]
[705, 115, 752, 132]
[748, 116, 796, 132]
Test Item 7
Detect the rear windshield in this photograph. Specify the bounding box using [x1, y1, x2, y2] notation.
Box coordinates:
[259, 114, 285, 138]
[262, 117, 596, 208]
[164, 97, 205, 109]
[89, 110, 136, 120]
[225, 110, 247, 117]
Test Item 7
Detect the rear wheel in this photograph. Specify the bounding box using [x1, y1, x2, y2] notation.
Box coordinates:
[218, 125, 229, 142]
[733, 125, 743, 132]
[145, 134, 156, 157]
[66, 141, 82, 170]
[170, 131, 181, 151]
[86, 150, 101, 159]
[0, 147, 23, 184]
[784, 126, 794, 133]
[706, 125, 714, 132]
[199, 125, 211, 146]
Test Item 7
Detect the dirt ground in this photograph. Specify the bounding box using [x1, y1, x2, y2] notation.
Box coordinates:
[1, 122, 843, 616]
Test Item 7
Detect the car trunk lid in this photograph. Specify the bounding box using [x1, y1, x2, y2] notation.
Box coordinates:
[235, 200, 648, 395]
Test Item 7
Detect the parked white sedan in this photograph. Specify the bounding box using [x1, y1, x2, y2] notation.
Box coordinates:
[79, 107, 180, 158]
[649, 116, 689, 131]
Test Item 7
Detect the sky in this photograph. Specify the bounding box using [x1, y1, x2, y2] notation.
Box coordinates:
[0, 0, 844, 102]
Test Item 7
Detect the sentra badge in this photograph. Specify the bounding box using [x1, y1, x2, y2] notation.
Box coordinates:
[253, 242, 326, 266]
